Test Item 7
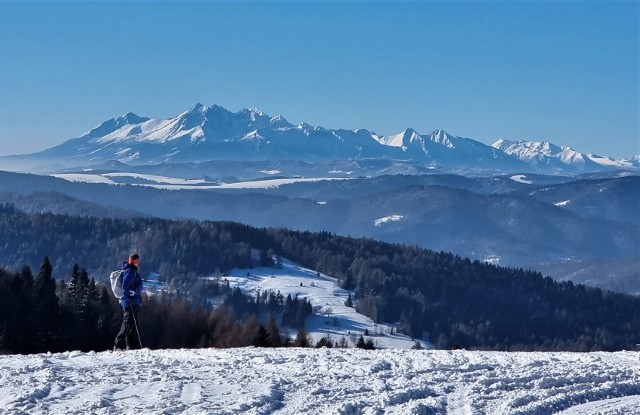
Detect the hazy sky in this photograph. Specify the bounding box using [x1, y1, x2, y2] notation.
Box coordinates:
[0, 1, 638, 157]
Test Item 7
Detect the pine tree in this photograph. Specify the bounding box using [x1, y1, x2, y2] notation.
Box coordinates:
[294, 326, 311, 347]
[241, 314, 261, 346]
[253, 324, 271, 347]
[316, 336, 334, 348]
[69, 264, 81, 297]
[266, 318, 285, 347]
[345, 293, 354, 308]
[34, 257, 61, 352]
[259, 249, 273, 267]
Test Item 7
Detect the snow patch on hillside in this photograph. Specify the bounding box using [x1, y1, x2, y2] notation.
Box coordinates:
[1, 348, 639, 415]
[374, 215, 404, 227]
[214, 177, 348, 190]
[510, 174, 533, 184]
[49, 172, 350, 190]
[259, 169, 281, 175]
[103, 172, 208, 185]
[216, 259, 426, 349]
[50, 173, 116, 185]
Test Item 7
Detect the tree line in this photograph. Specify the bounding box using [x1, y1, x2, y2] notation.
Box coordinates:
[0, 258, 339, 355]
[1, 204, 640, 351]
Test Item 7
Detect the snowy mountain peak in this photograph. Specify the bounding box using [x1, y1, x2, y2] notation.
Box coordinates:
[379, 128, 422, 150]
[429, 129, 455, 148]
[84, 112, 150, 139]
[25, 103, 638, 173]
[492, 139, 610, 170]
[189, 102, 205, 112]
[492, 139, 562, 156]
[400, 128, 422, 145]
[269, 114, 291, 129]
[122, 112, 148, 124]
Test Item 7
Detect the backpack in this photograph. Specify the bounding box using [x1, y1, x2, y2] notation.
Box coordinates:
[110, 270, 124, 299]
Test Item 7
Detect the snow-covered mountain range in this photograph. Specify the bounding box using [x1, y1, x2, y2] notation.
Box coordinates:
[15, 103, 639, 174]
[492, 139, 640, 172]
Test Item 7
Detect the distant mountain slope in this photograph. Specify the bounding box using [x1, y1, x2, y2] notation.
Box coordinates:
[2, 206, 640, 351]
[0, 191, 143, 218]
[0, 169, 637, 294]
[8, 103, 636, 174]
[492, 139, 639, 172]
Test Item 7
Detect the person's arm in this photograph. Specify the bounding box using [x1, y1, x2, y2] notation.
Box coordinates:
[121, 269, 135, 298]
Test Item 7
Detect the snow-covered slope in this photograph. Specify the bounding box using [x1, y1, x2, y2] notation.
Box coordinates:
[50, 172, 351, 190]
[216, 259, 427, 349]
[0, 104, 541, 172]
[35, 103, 394, 165]
[1, 348, 639, 415]
[491, 139, 637, 172]
[10, 103, 637, 174]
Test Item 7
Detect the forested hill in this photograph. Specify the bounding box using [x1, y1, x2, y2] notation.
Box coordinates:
[0, 203, 639, 351]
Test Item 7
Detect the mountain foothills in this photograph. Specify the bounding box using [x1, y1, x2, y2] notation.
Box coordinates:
[5, 103, 639, 173]
[0, 170, 637, 294]
[0, 103, 638, 355]
[1, 204, 640, 352]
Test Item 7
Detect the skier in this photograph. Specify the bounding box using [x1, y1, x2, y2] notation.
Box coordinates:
[114, 254, 143, 351]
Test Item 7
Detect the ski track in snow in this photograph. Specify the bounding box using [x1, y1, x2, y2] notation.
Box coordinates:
[1, 349, 639, 415]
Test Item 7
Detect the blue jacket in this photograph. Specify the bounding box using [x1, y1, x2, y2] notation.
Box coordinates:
[120, 262, 143, 309]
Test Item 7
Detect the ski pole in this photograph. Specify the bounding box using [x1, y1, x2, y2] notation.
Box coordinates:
[130, 303, 143, 349]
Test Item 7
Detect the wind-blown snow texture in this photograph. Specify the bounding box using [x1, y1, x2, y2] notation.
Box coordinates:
[1, 348, 639, 414]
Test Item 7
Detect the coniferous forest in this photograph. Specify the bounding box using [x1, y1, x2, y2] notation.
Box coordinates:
[0, 257, 318, 354]
[1, 204, 640, 352]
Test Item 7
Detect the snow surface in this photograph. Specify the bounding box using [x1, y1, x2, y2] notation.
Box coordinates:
[50, 173, 349, 190]
[212, 178, 348, 190]
[103, 172, 208, 185]
[491, 139, 634, 172]
[215, 259, 426, 349]
[483, 254, 501, 264]
[510, 174, 533, 185]
[1, 348, 639, 415]
[374, 215, 404, 227]
[50, 173, 116, 185]
[22, 103, 640, 173]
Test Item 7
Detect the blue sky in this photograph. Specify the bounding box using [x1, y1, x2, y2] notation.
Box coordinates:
[0, 1, 637, 157]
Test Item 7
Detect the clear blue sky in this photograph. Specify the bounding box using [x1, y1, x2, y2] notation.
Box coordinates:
[0, 1, 637, 158]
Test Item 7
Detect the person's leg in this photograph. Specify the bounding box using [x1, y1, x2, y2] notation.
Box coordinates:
[114, 307, 132, 350]
[126, 305, 140, 350]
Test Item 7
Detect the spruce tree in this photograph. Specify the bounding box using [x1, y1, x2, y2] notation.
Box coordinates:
[345, 293, 354, 308]
[294, 326, 311, 347]
[266, 318, 284, 347]
[253, 324, 271, 347]
[34, 257, 61, 352]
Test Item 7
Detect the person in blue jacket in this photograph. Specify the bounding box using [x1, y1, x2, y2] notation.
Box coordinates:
[114, 254, 143, 350]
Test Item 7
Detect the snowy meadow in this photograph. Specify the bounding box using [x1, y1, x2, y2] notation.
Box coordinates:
[1, 348, 639, 414]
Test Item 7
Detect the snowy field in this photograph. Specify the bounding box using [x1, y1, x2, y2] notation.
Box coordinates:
[50, 172, 349, 190]
[219, 259, 427, 349]
[1, 348, 639, 415]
